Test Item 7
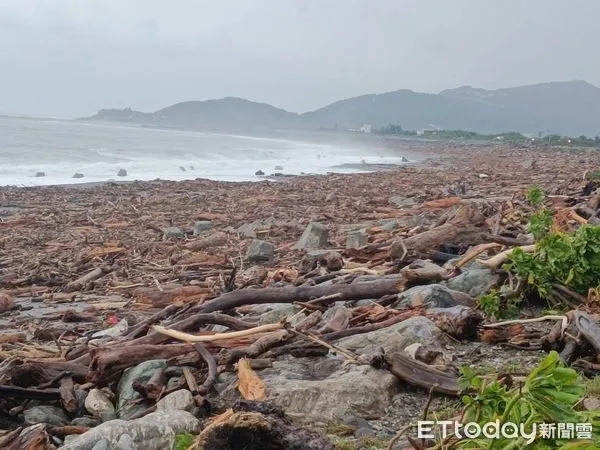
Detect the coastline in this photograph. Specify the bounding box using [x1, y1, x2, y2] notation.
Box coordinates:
[1, 141, 598, 447]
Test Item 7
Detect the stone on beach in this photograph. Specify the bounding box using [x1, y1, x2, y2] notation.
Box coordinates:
[156, 389, 195, 412]
[85, 388, 117, 421]
[346, 229, 368, 249]
[294, 222, 328, 249]
[23, 405, 70, 427]
[163, 227, 184, 240]
[117, 360, 167, 419]
[193, 220, 213, 235]
[60, 410, 201, 450]
[246, 239, 275, 264]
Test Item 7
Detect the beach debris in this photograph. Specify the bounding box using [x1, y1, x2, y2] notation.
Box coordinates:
[245, 239, 275, 265]
[193, 220, 213, 235]
[346, 229, 368, 249]
[294, 221, 328, 249]
[1, 142, 600, 447]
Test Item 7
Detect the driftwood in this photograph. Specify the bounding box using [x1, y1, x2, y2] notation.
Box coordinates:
[0, 423, 55, 450]
[372, 352, 461, 396]
[59, 376, 78, 413]
[389, 204, 490, 260]
[0, 385, 61, 400]
[132, 367, 166, 400]
[198, 278, 406, 313]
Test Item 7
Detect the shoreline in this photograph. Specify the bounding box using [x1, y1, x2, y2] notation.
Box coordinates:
[0, 142, 598, 448]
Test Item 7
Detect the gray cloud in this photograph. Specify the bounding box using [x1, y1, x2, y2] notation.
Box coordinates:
[1, 0, 598, 117]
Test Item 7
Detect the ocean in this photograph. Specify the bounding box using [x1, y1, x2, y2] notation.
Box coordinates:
[0, 116, 412, 187]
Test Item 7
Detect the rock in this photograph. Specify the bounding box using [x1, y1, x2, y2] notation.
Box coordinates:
[258, 304, 299, 325]
[443, 256, 486, 271]
[91, 438, 111, 450]
[583, 396, 600, 411]
[156, 389, 195, 412]
[236, 219, 267, 238]
[395, 284, 474, 309]
[72, 417, 102, 428]
[60, 410, 201, 450]
[346, 229, 368, 249]
[342, 415, 372, 430]
[379, 219, 400, 231]
[336, 316, 446, 355]
[163, 227, 184, 240]
[35, 171, 46, 177]
[255, 170, 265, 176]
[246, 239, 275, 264]
[117, 169, 127, 177]
[255, 358, 399, 422]
[294, 222, 328, 249]
[193, 220, 213, 235]
[72, 173, 84, 179]
[443, 269, 499, 298]
[116, 434, 135, 449]
[23, 405, 70, 426]
[355, 427, 376, 438]
[117, 360, 167, 419]
[400, 156, 409, 163]
[85, 388, 117, 421]
[274, 165, 284, 170]
[389, 196, 417, 208]
[179, 166, 187, 172]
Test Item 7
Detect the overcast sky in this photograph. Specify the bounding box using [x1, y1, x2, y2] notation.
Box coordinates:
[0, 0, 598, 117]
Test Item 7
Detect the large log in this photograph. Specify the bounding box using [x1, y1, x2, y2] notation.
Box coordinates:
[198, 277, 406, 313]
[389, 204, 490, 260]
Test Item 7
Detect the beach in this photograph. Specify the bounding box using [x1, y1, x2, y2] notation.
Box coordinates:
[0, 141, 598, 448]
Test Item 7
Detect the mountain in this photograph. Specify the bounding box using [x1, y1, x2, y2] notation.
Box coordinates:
[84, 81, 600, 136]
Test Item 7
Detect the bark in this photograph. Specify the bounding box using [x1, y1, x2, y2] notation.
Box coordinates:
[198, 277, 406, 313]
[389, 204, 490, 260]
[59, 376, 77, 413]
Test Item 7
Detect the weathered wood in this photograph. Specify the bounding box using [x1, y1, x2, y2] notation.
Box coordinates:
[193, 343, 218, 395]
[9, 361, 88, 387]
[390, 204, 490, 260]
[0, 384, 61, 400]
[88, 344, 196, 383]
[199, 277, 406, 313]
[572, 311, 600, 354]
[59, 376, 77, 413]
[376, 352, 461, 396]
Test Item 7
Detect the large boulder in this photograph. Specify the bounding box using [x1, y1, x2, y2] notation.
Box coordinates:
[60, 410, 201, 450]
[443, 269, 499, 298]
[336, 316, 446, 355]
[346, 229, 368, 249]
[193, 220, 213, 235]
[395, 284, 474, 309]
[257, 358, 399, 422]
[117, 360, 167, 419]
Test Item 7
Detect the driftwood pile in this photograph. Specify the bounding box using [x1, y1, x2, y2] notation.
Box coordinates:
[1, 143, 600, 448]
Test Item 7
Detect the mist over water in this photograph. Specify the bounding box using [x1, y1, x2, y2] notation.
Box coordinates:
[0, 116, 411, 187]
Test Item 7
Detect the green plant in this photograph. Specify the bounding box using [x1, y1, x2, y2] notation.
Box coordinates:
[585, 170, 600, 181]
[527, 186, 545, 207]
[454, 351, 600, 449]
[175, 432, 195, 450]
[529, 209, 553, 241]
[478, 290, 501, 319]
[477, 290, 522, 319]
[506, 225, 600, 299]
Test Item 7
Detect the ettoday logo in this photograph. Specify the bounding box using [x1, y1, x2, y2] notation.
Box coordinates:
[417, 420, 593, 443]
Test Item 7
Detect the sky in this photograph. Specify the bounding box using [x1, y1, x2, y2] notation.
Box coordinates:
[0, 0, 598, 117]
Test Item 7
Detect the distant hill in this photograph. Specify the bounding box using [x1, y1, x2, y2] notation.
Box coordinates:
[83, 80, 600, 136]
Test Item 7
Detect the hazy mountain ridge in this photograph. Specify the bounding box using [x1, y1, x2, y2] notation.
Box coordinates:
[85, 81, 600, 136]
